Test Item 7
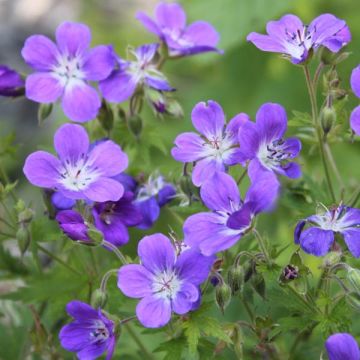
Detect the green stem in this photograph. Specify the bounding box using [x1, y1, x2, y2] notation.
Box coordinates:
[0, 216, 16, 230]
[241, 298, 254, 322]
[348, 185, 360, 207]
[237, 167, 248, 185]
[303, 66, 336, 203]
[0, 199, 16, 224]
[103, 240, 128, 264]
[324, 142, 345, 195]
[124, 323, 154, 359]
[37, 244, 81, 276]
[253, 229, 271, 265]
[0, 163, 17, 202]
[100, 269, 118, 292]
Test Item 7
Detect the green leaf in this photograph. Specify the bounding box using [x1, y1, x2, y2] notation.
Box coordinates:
[155, 337, 187, 360]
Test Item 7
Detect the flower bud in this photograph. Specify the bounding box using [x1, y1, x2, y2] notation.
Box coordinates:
[280, 264, 299, 283]
[322, 251, 342, 268]
[251, 272, 266, 299]
[18, 208, 34, 224]
[128, 114, 143, 138]
[347, 267, 360, 294]
[346, 292, 360, 312]
[38, 103, 53, 126]
[179, 174, 197, 200]
[16, 225, 31, 255]
[0, 65, 25, 97]
[215, 282, 232, 314]
[97, 100, 114, 132]
[91, 288, 108, 308]
[320, 106, 336, 135]
[227, 265, 244, 294]
[166, 98, 183, 119]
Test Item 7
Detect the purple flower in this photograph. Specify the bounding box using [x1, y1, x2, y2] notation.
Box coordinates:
[117, 233, 214, 328]
[99, 44, 173, 103]
[135, 174, 176, 229]
[22, 22, 114, 122]
[171, 100, 247, 186]
[59, 300, 116, 360]
[92, 192, 142, 247]
[247, 14, 351, 64]
[183, 171, 279, 256]
[295, 205, 360, 257]
[23, 123, 128, 202]
[56, 210, 89, 242]
[325, 333, 360, 360]
[237, 103, 302, 180]
[350, 64, 360, 135]
[0, 65, 24, 97]
[51, 191, 76, 210]
[136, 2, 221, 57]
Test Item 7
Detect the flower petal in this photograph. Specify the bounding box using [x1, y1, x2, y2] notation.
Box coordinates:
[246, 33, 285, 53]
[342, 229, 360, 258]
[65, 300, 98, 320]
[171, 132, 205, 162]
[182, 21, 219, 47]
[82, 45, 115, 81]
[56, 22, 91, 56]
[138, 233, 175, 273]
[325, 333, 360, 360]
[21, 35, 59, 70]
[226, 112, 250, 143]
[99, 70, 137, 103]
[136, 197, 161, 230]
[172, 282, 199, 315]
[350, 106, 360, 136]
[23, 151, 61, 188]
[256, 102, 287, 142]
[175, 248, 214, 285]
[51, 192, 75, 210]
[117, 264, 153, 298]
[237, 118, 260, 159]
[77, 343, 108, 360]
[136, 12, 162, 37]
[155, 2, 186, 30]
[136, 295, 172, 328]
[351, 65, 360, 98]
[158, 184, 176, 207]
[191, 100, 225, 139]
[294, 220, 306, 244]
[278, 162, 302, 179]
[62, 82, 101, 122]
[192, 157, 225, 187]
[144, 76, 174, 91]
[87, 140, 128, 177]
[299, 227, 334, 256]
[54, 123, 89, 163]
[25, 72, 63, 103]
[83, 178, 124, 202]
[94, 215, 129, 246]
[184, 212, 242, 256]
[200, 172, 240, 212]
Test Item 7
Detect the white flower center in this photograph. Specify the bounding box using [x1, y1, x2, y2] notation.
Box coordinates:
[89, 320, 110, 343]
[152, 270, 181, 300]
[53, 55, 84, 87]
[257, 139, 290, 170]
[136, 175, 164, 201]
[58, 157, 99, 191]
[283, 25, 315, 60]
[163, 28, 194, 48]
[201, 133, 234, 160]
[314, 207, 350, 232]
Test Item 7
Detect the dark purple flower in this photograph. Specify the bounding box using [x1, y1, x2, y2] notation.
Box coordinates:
[99, 44, 173, 103]
[92, 192, 142, 247]
[23, 123, 128, 202]
[135, 174, 176, 229]
[112, 173, 137, 193]
[247, 14, 351, 64]
[56, 210, 89, 242]
[117, 233, 214, 328]
[237, 103, 302, 180]
[0, 65, 24, 97]
[183, 171, 279, 256]
[59, 300, 116, 360]
[350, 64, 360, 135]
[295, 205, 360, 257]
[51, 191, 76, 210]
[136, 2, 221, 56]
[171, 100, 247, 186]
[325, 333, 360, 360]
[22, 22, 114, 122]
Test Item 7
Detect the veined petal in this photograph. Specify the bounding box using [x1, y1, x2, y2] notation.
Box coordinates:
[266, 14, 303, 40]
[182, 21, 219, 47]
[171, 132, 205, 163]
[138, 234, 175, 274]
[136, 12, 162, 37]
[226, 112, 250, 143]
[351, 65, 360, 98]
[325, 333, 360, 360]
[136, 295, 171, 328]
[155, 2, 186, 30]
[237, 119, 260, 159]
[56, 22, 91, 56]
[342, 229, 360, 258]
[62, 82, 101, 122]
[299, 227, 334, 256]
[172, 282, 199, 315]
[83, 178, 124, 202]
[136, 197, 160, 230]
[23, 151, 61, 188]
[25, 72, 63, 103]
[82, 45, 115, 81]
[192, 157, 225, 187]
[246, 33, 285, 53]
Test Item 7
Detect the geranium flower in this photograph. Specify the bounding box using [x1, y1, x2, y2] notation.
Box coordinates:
[325, 333, 360, 360]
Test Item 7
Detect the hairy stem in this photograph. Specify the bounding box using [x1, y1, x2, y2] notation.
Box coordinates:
[253, 229, 271, 265]
[103, 240, 128, 264]
[100, 269, 118, 292]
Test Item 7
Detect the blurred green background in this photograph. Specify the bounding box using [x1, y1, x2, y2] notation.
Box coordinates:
[0, 0, 360, 358]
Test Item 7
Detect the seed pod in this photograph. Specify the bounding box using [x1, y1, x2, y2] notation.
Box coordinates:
[227, 265, 244, 294]
[91, 288, 108, 308]
[215, 282, 232, 314]
[97, 100, 114, 132]
[18, 208, 34, 224]
[128, 114, 143, 138]
[16, 225, 31, 255]
[320, 106, 336, 135]
[347, 267, 360, 294]
[251, 272, 266, 299]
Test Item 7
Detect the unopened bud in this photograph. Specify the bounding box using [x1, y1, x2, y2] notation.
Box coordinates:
[280, 264, 299, 283]
[179, 174, 196, 199]
[320, 106, 336, 135]
[91, 288, 108, 308]
[215, 282, 232, 314]
[97, 100, 114, 132]
[347, 267, 360, 294]
[323, 251, 342, 268]
[166, 98, 183, 119]
[18, 208, 34, 224]
[38, 103, 53, 126]
[16, 225, 31, 255]
[227, 265, 244, 294]
[128, 114, 143, 138]
[251, 272, 266, 299]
